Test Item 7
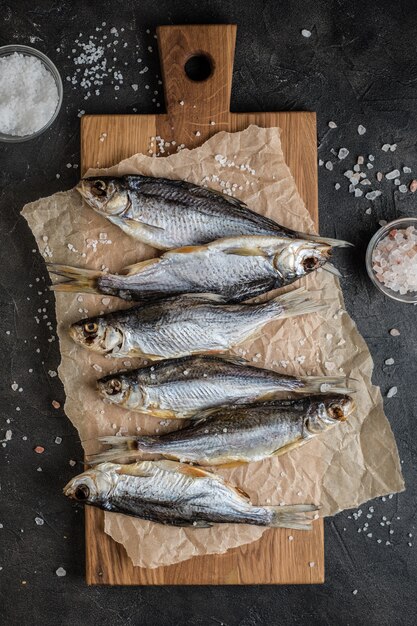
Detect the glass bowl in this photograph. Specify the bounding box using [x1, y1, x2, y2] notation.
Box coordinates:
[365, 217, 417, 303]
[0, 45, 63, 142]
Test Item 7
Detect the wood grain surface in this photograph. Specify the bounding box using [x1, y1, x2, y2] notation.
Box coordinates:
[81, 24, 323, 585]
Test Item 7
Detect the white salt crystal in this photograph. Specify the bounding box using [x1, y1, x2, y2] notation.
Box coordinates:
[318, 159, 323, 166]
[365, 208, 372, 215]
[0, 53, 59, 136]
[48, 370, 57, 378]
[338, 148, 349, 160]
[55, 436, 62, 444]
[35, 517, 44, 526]
[385, 358, 394, 365]
[354, 188, 363, 197]
[335, 183, 341, 190]
[357, 125, 366, 135]
[328, 121, 337, 128]
[365, 190, 382, 200]
[325, 161, 333, 171]
[387, 387, 397, 398]
[56, 567, 66, 577]
[390, 144, 397, 152]
[386, 169, 400, 180]
[403, 166, 411, 173]
[390, 328, 400, 336]
[399, 184, 408, 193]
[301, 29, 312, 38]
[382, 144, 390, 152]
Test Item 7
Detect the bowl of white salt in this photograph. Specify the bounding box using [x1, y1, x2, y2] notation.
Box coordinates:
[366, 217, 417, 303]
[0, 45, 63, 142]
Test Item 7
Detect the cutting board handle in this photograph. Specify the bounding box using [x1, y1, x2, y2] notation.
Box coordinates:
[157, 24, 237, 122]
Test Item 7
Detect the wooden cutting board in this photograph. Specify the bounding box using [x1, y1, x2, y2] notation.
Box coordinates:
[81, 24, 323, 585]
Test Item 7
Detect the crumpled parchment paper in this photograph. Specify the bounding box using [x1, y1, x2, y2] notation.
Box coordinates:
[22, 125, 404, 569]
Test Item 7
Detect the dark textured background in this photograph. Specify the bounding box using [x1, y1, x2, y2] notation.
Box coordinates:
[1, 1, 416, 625]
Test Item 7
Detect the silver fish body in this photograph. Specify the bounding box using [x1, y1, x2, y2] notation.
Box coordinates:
[92, 395, 355, 466]
[49, 235, 332, 303]
[77, 175, 351, 250]
[64, 460, 317, 529]
[68, 288, 324, 360]
[97, 355, 352, 419]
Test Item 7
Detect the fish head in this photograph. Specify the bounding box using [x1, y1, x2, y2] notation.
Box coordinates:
[306, 394, 355, 434]
[274, 241, 332, 281]
[77, 177, 129, 215]
[69, 316, 124, 355]
[97, 374, 137, 408]
[63, 463, 118, 506]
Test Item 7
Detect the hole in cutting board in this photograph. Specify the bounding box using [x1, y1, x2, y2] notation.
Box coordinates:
[184, 54, 213, 82]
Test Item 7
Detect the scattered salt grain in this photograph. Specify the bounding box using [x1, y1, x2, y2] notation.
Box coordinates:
[56, 567, 66, 577]
[328, 121, 337, 129]
[390, 144, 397, 152]
[338, 148, 349, 160]
[357, 125, 366, 135]
[301, 29, 311, 38]
[0, 53, 59, 136]
[382, 144, 390, 152]
[288, 535, 294, 541]
[385, 358, 394, 365]
[387, 387, 398, 398]
[308, 561, 315, 568]
[354, 189, 363, 198]
[69, 460, 76, 467]
[35, 517, 44, 526]
[376, 172, 383, 182]
[11, 383, 18, 391]
[365, 190, 382, 201]
[335, 183, 340, 190]
[325, 161, 333, 171]
[389, 328, 400, 337]
[48, 370, 57, 378]
[55, 436, 62, 444]
[386, 169, 400, 180]
[399, 184, 408, 193]
[352, 589, 358, 595]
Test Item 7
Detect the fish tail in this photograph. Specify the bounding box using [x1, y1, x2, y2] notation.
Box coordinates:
[88, 436, 148, 464]
[298, 376, 355, 395]
[47, 264, 105, 294]
[266, 503, 319, 530]
[296, 232, 354, 248]
[270, 287, 326, 319]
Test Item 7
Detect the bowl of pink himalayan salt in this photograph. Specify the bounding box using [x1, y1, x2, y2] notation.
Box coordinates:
[0, 45, 63, 142]
[366, 217, 417, 303]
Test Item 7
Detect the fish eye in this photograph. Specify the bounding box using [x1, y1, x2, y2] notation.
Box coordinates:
[329, 405, 345, 421]
[302, 256, 319, 271]
[105, 378, 122, 395]
[74, 485, 90, 501]
[92, 180, 107, 197]
[84, 322, 98, 335]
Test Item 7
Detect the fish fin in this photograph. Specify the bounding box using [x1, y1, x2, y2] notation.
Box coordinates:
[121, 257, 161, 276]
[272, 439, 304, 457]
[217, 460, 248, 469]
[116, 463, 155, 478]
[322, 262, 342, 278]
[165, 245, 207, 255]
[266, 503, 319, 530]
[180, 293, 228, 303]
[173, 464, 217, 479]
[187, 520, 213, 528]
[270, 287, 326, 319]
[109, 214, 165, 234]
[141, 407, 179, 419]
[47, 264, 104, 294]
[222, 246, 266, 257]
[215, 354, 251, 366]
[89, 436, 142, 464]
[298, 376, 355, 395]
[295, 232, 354, 248]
